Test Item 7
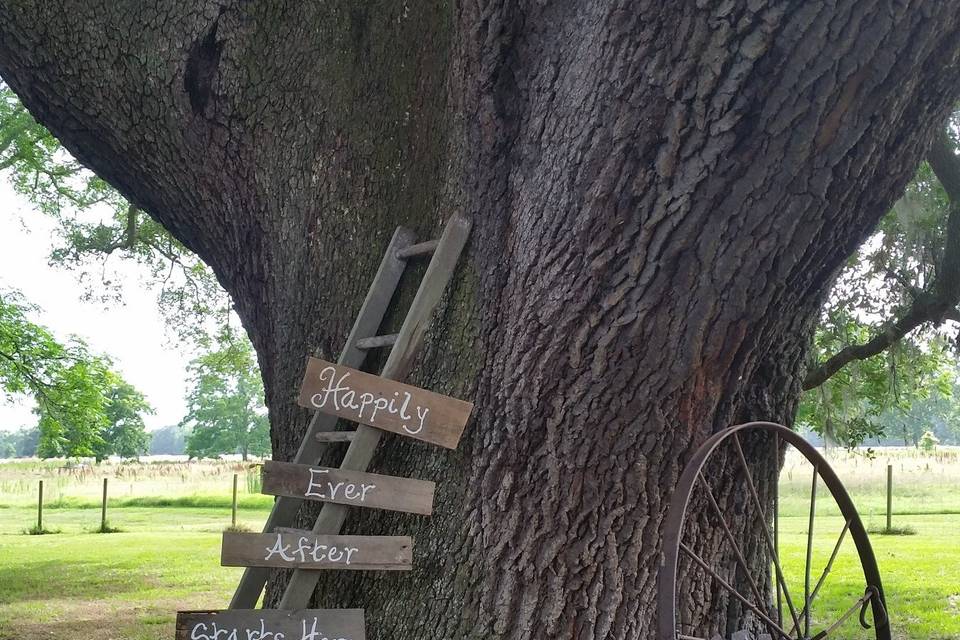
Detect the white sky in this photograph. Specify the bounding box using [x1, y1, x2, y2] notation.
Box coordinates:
[0, 183, 188, 431]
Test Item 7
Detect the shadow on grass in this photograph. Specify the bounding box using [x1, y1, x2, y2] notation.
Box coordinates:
[0, 608, 173, 640]
[0, 558, 151, 603]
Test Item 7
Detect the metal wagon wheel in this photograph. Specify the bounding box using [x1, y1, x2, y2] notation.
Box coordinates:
[657, 422, 889, 640]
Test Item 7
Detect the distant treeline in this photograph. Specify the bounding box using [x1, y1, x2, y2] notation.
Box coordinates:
[148, 425, 186, 456]
[0, 426, 38, 458]
[0, 424, 187, 459]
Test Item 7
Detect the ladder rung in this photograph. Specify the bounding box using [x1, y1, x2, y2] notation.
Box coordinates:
[395, 239, 439, 259]
[355, 333, 398, 350]
[315, 431, 356, 443]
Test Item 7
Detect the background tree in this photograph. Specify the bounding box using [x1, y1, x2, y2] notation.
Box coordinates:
[0, 426, 38, 457]
[181, 331, 269, 461]
[872, 373, 960, 446]
[1, 425, 38, 457]
[2, 2, 960, 636]
[148, 424, 187, 456]
[94, 377, 153, 461]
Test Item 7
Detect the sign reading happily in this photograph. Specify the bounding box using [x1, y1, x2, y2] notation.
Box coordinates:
[221, 532, 412, 570]
[297, 357, 473, 449]
[176, 609, 365, 640]
[261, 460, 435, 515]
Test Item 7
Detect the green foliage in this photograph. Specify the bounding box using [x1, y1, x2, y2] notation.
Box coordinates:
[0, 83, 229, 345]
[872, 381, 960, 446]
[1, 289, 112, 458]
[147, 424, 186, 455]
[1, 426, 38, 457]
[919, 430, 940, 452]
[181, 330, 270, 461]
[0, 289, 152, 459]
[799, 315, 956, 447]
[94, 378, 153, 461]
[801, 114, 960, 446]
[0, 426, 36, 458]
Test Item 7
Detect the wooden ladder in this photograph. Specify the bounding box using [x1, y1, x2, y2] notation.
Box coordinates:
[229, 214, 472, 610]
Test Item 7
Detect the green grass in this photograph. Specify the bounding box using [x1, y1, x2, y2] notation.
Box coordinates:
[0, 451, 957, 639]
[775, 513, 960, 640]
[0, 507, 267, 640]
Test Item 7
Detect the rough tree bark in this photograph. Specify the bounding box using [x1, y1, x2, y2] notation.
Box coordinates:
[2, 1, 960, 638]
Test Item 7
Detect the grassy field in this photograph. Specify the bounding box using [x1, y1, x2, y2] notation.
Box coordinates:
[0, 450, 957, 639]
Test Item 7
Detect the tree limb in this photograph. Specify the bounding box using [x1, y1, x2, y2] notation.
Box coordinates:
[99, 203, 140, 254]
[804, 127, 960, 390]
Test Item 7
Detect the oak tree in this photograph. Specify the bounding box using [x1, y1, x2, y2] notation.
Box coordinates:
[3, 2, 960, 638]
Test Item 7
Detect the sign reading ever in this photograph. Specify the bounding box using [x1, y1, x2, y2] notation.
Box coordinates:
[261, 460, 435, 515]
[221, 532, 412, 571]
[297, 357, 473, 449]
[176, 609, 365, 640]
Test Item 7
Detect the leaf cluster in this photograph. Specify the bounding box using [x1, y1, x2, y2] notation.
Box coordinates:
[0, 289, 152, 459]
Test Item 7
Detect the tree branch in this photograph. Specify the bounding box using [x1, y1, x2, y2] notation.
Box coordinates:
[804, 127, 960, 390]
[99, 204, 140, 254]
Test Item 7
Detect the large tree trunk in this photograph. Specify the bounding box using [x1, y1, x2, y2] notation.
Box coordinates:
[2, 1, 960, 637]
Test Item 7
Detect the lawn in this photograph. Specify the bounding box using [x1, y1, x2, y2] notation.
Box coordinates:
[0, 451, 957, 639]
[0, 507, 266, 640]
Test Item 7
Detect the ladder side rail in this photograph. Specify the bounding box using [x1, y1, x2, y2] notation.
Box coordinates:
[229, 226, 417, 609]
[277, 214, 471, 610]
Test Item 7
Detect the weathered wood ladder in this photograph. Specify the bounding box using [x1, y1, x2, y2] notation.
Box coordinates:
[212, 214, 473, 629]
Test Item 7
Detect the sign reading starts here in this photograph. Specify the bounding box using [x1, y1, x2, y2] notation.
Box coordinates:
[297, 357, 473, 449]
[176, 609, 365, 640]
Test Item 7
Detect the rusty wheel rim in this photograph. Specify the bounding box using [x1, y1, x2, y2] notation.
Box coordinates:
[657, 422, 890, 640]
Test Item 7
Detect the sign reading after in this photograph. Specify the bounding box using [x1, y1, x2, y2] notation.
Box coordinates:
[221, 532, 412, 571]
[297, 357, 473, 449]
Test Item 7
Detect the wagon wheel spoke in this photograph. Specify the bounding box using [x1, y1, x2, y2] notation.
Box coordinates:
[697, 472, 781, 640]
[804, 467, 819, 638]
[679, 542, 794, 640]
[774, 432, 783, 629]
[810, 587, 876, 640]
[788, 519, 851, 638]
[731, 433, 803, 634]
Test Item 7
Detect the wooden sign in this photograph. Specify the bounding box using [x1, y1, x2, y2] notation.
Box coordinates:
[221, 532, 412, 570]
[261, 460, 435, 515]
[297, 357, 473, 449]
[176, 609, 365, 640]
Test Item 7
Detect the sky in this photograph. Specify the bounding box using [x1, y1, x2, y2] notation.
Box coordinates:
[0, 183, 189, 431]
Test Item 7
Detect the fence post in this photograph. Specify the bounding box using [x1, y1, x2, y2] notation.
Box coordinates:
[232, 473, 239, 528]
[101, 478, 109, 531]
[37, 480, 43, 531]
[886, 464, 893, 532]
